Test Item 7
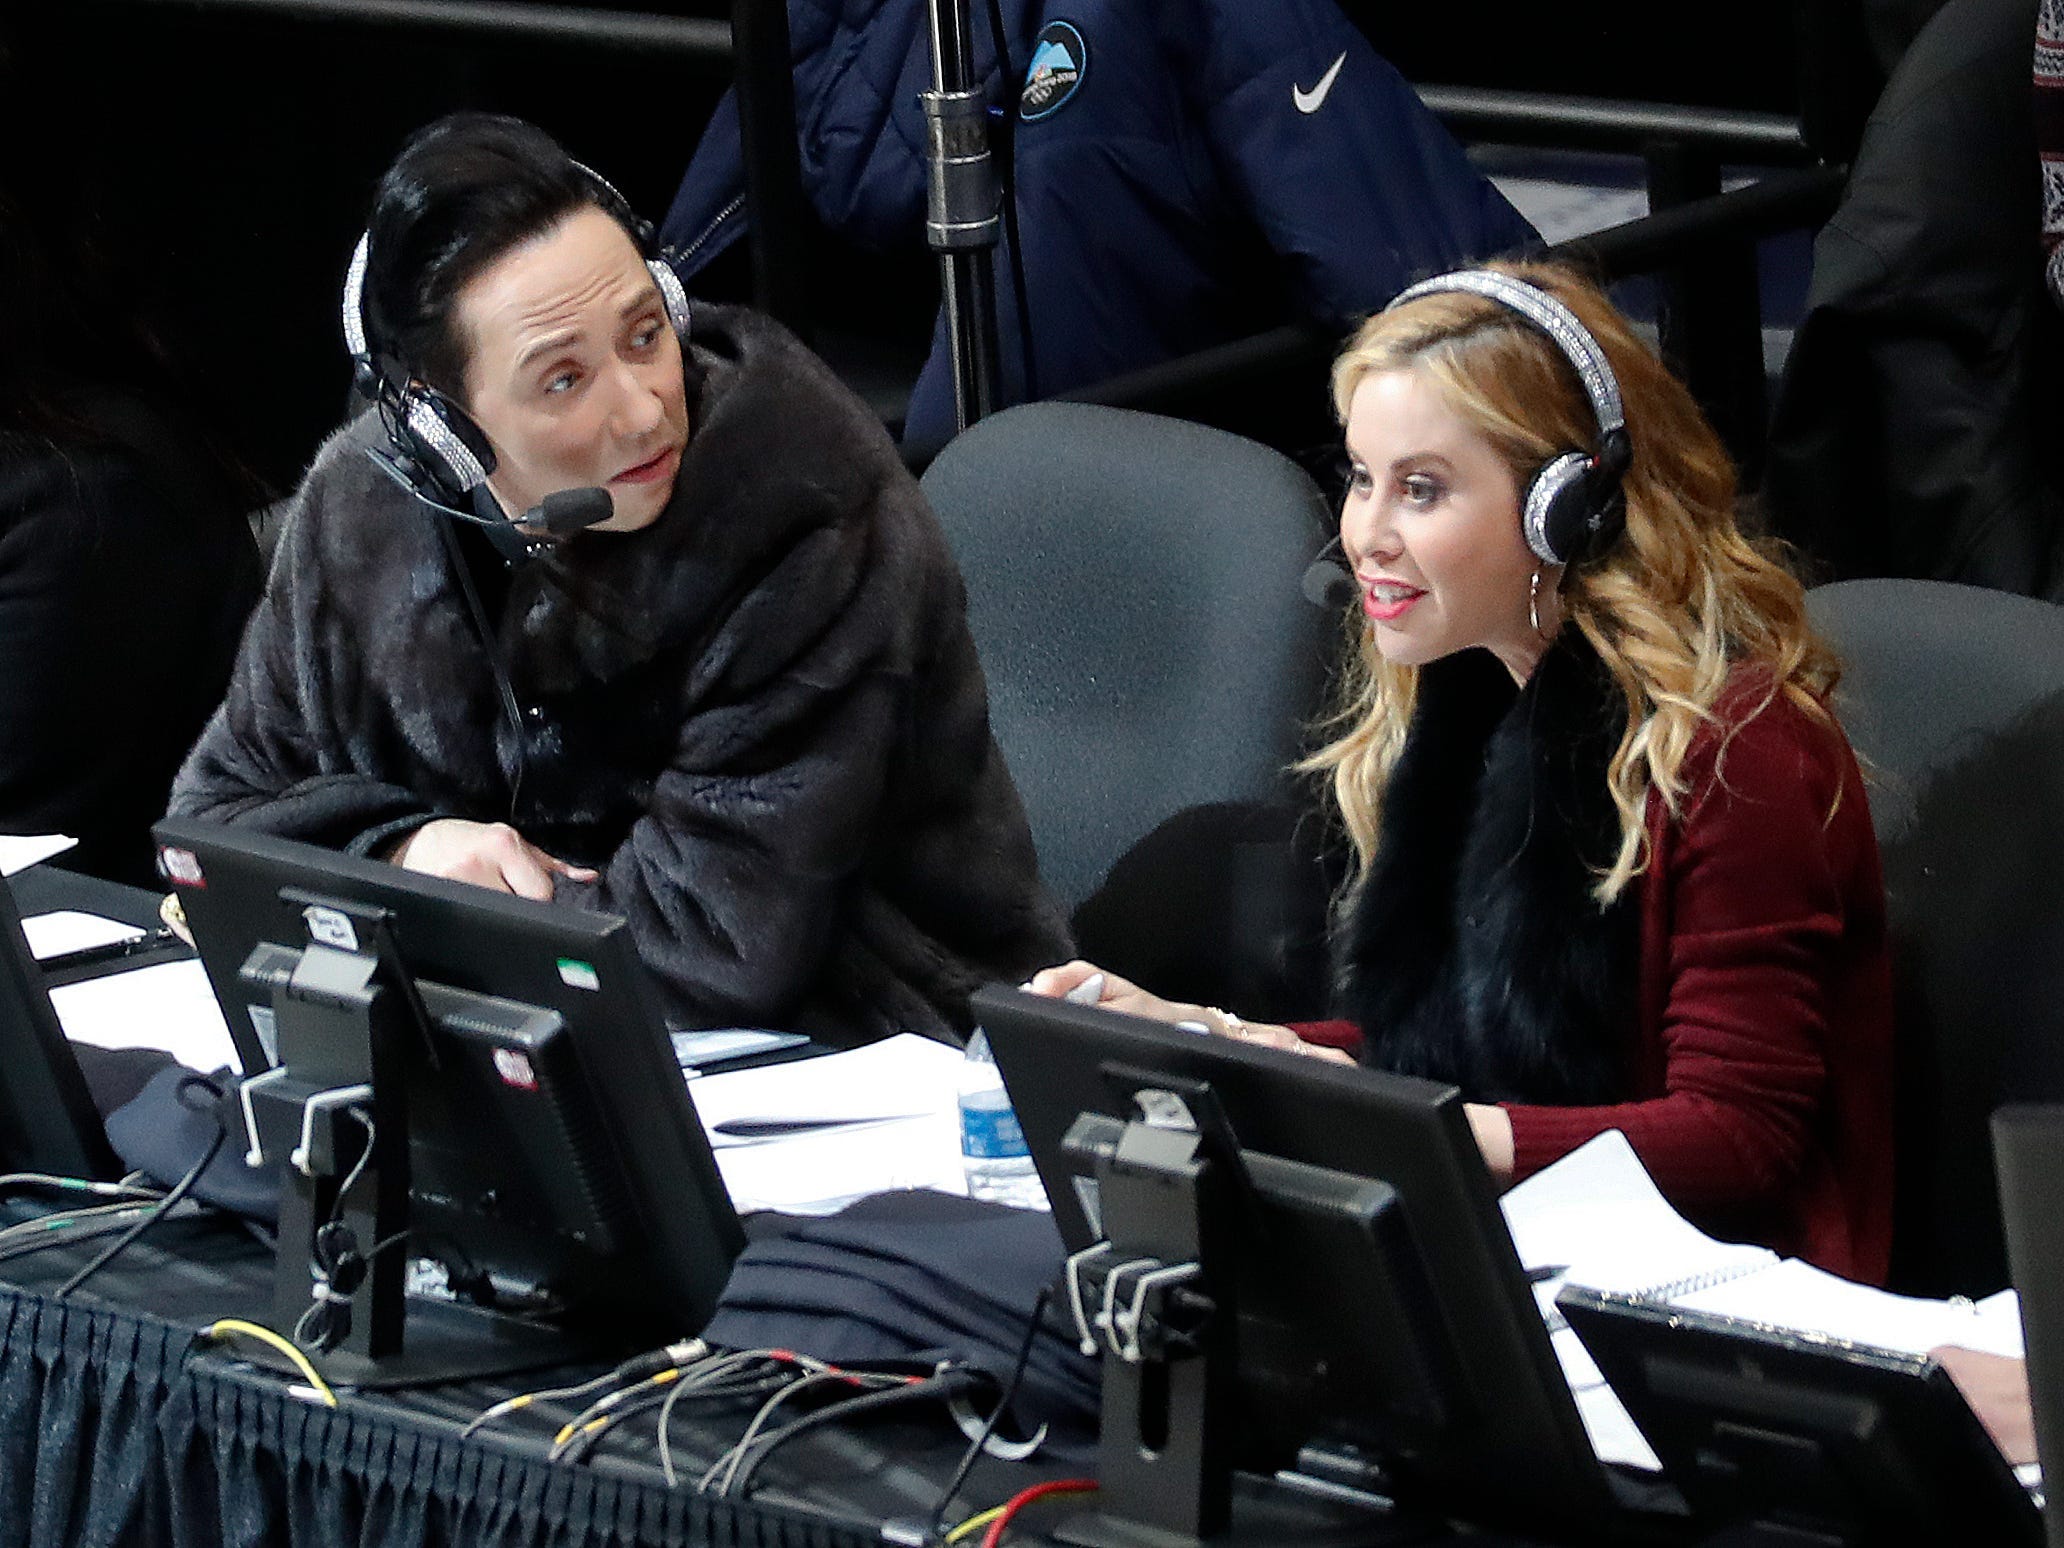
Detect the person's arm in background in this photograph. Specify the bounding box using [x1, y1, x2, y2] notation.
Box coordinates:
[1028, 960, 1354, 1064]
[1933, 1346, 2038, 1466]
[1180, 0, 1538, 322]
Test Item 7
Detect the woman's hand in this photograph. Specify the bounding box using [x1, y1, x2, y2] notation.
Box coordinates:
[1024, 960, 1192, 1024]
[1230, 1023, 1356, 1064]
[1024, 961, 1354, 1064]
[1465, 1102, 1515, 1184]
[388, 819, 598, 901]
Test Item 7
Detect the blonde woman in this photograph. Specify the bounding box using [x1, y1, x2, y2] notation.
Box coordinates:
[1033, 262, 1893, 1282]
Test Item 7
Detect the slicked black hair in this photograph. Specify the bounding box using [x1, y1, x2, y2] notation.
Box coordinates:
[359, 113, 631, 400]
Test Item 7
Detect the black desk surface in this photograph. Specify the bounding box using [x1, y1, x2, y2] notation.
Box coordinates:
[11, 862, 192, 991]
[11, 861, 167, 928]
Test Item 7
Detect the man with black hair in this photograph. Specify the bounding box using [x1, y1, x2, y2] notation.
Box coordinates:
[172, 114, 1069, 1042]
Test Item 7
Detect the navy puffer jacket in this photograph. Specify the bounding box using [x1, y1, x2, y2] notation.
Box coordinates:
[661, 0, 1536, 450]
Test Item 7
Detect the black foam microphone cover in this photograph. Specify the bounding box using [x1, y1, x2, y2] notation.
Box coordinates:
[1303, 558, 1357, 610]
[529, 486, 615, 534]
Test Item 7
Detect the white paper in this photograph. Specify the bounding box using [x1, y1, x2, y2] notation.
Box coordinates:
[0, 834, 76, 876]
[687, 1032, 963, 1129]
[49, 958, 241, 1074]
[710, 1115, 969, 1215]
[1498, 1130, 2016, 1477]
[20, 910, 144, 961]
[688, 1033, 968, 1214]
[670, 1027, 810, 1072]
[1529, 1271, 1661, 1473]
[1974, 1290, 2028, 1359]
[1501, 1129, 1776, 1291]
[1573, 1380, 1663, 1473]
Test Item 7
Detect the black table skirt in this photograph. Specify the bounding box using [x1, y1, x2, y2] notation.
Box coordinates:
[0, 1283, 878, 1548]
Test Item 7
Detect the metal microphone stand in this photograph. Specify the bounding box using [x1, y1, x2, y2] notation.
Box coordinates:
[922, 0, 1004, 432]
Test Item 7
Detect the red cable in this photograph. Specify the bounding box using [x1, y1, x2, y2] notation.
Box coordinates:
[979, 1478, 1098, 1548]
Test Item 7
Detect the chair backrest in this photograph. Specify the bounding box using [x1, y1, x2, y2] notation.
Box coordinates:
[1808, 578, 2064, 1294]
[922, 403, 1339, 1014]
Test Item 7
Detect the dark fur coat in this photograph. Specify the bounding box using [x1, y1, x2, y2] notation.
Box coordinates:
[170, 304, 1069, 1042]
[1335, 634, 1642, 1104]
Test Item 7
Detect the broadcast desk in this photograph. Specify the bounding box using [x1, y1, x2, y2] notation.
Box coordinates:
[0, 866, 1565, 1548]
[0, 1211, 1059, 1548]
[0, 1214, 1580, 1548]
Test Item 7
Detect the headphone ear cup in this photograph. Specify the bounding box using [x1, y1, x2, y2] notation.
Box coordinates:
[397, 386, 497, 502]
[648, 259, 692, 342]
[1522, 451, 1593, 566]
[1582, 464, 1628, 557]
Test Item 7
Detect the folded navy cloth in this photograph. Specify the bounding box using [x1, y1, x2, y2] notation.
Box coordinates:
[708, 1190, 1099, 1429]
[103, 1063, 280, 1224]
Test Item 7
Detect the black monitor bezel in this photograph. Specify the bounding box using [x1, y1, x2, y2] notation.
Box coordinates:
[0, 876, 124, 1181]
[156, 815, 744, 1339]
[1993, 1102, 2064, 1548]
[1559, 1285, 2043, 1546]
[973, 984, 1615, 1531]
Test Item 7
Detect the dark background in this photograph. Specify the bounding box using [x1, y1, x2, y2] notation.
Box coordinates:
[4, 0, 1901, 496]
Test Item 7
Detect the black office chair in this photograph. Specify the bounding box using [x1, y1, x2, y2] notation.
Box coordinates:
[921, 402, 1342, 1020]
[1807, 578, 2064, 1295]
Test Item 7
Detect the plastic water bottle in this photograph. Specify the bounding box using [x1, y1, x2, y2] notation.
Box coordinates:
[959, 1029, 1047, 1209]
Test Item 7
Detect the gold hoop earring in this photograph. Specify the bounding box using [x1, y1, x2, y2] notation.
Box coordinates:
[1529, 568, 1543, 635]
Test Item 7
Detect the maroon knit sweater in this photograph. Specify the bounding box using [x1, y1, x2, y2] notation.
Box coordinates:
[1298, 684, 1895, 1284]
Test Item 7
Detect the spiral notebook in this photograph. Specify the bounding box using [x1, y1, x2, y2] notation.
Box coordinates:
[1499, 1131, 2024, 1472]
[1504, 1132, 2022, 1356]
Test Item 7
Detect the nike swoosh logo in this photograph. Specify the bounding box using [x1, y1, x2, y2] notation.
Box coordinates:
[1293, 51, 1347, 114]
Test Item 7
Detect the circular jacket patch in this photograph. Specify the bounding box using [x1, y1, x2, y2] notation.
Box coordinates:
[1020, 20, 1087, 121]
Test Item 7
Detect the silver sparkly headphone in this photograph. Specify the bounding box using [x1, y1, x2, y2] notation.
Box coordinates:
[1386, 269, 1633, 567]
[340, 161, 692, 505]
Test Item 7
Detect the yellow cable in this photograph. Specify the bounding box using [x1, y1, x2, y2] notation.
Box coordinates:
[203, 1319, 339, 1409]
[550, 1367, 685, 1446]
[553, 1413, 615, 1448]
[943, 1505, 1007, 1544]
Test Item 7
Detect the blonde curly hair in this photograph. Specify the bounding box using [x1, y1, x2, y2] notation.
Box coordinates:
[1305, 260, 1839, 902]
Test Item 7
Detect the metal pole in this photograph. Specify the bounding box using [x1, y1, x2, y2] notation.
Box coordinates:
[732, 0, 814, 339]
[1643, 140, 1772, 484]
[923, 0, 1003, 432]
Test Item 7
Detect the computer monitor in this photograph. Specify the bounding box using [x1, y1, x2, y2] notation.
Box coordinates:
[0, 877, 123, 1181]
[1994, 1104, 2064, 1548]
[1558, 1285, 2042, 1547]
[974, 985, 1623, 1541]
[155, 816, 744, 1381]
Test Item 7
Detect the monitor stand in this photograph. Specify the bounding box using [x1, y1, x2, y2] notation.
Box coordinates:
[237, 926, 605, 1390]
[1056, 1111, 1425, 1548]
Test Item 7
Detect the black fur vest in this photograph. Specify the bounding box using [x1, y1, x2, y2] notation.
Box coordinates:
[1334, 633, 1641, 1105]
